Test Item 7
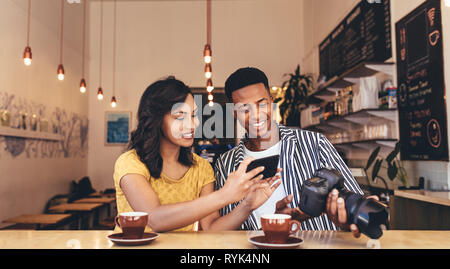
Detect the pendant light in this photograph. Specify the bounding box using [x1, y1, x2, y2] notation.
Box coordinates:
[23, 0, 32, 66]
[80, 79, 86, 93]
[203, 44, 211, 64]
[203, 0, 212, 65]
[204, 63, 212, 79]
[97, 87, 104, 100]
[57, 64, 65, 81]
[57, 0, 65, 81]
[97, 0, 104, 101]
[80, 0, 87, 93]
[111, 0, 118, 108]
[111, 96, 117, 108]
[204, 0, 214, 105]
[206, 79, 214, 92]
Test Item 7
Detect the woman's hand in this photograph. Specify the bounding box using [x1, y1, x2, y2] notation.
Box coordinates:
[242, 169, 282, 211]
[220, 157, 265, 204]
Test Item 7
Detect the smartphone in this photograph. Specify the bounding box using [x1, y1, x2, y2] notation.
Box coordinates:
[245, 155, 280, 179]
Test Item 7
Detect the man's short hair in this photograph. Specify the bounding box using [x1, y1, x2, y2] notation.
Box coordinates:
[224, 67, 270, 101]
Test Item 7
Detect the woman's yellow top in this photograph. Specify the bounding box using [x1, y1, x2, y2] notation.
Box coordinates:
[113, 150, 216, 232]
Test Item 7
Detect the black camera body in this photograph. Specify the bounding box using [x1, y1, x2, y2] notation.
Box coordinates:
[299, 168, 388, 239]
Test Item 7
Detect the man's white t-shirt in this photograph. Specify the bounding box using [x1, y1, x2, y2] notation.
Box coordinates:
[243, 141, 286, 229]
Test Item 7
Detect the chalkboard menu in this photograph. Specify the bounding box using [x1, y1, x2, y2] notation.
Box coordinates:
[396, 0, 449, 161]
[319, 0, 392, 80]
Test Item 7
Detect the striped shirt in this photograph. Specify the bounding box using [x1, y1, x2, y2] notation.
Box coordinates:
[213, 125, 363, 231]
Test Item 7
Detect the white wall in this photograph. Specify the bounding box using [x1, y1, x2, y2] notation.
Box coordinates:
[301, 0, 450, 190]
[86, 0, 305, 190]
[0, 0, 88, 224]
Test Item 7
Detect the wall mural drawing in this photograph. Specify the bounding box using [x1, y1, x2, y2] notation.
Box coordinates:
[0, 92, 88, 159]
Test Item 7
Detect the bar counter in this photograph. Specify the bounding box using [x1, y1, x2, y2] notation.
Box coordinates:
[394, 190, 450, 207]
[0, 230, 448, 249]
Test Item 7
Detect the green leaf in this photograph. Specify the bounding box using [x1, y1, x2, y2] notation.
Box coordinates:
[395, 141, 401, 153]
[371, 159, 382, 181]
[387, 162, 398, 181]
[386, 149, 397, 164]
[365, 146, 381, 171]
[399, 166, 409, 188]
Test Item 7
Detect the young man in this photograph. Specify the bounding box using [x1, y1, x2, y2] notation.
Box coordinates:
[214, 67, 375, 237]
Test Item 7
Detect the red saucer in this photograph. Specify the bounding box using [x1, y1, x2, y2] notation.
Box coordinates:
[248, 235, 303, 249]
[107, 232, 159, 246]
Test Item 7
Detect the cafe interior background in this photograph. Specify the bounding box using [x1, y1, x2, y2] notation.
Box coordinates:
[0, 0, 449, 231]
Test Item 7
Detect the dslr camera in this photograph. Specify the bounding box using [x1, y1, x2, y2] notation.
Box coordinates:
[299, 168, 388, 239]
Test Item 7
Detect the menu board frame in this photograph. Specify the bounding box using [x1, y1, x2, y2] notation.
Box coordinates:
[319, 0, 392, 81]
[395, 0, 449, 161]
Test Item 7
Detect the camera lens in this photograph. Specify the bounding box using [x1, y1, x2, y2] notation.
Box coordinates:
[354, 198, 388, 239]
[341, 192, 388, 239]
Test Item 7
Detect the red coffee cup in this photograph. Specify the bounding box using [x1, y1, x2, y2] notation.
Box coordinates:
[115, 212, 148, 239]
[261, 214, 300, 244]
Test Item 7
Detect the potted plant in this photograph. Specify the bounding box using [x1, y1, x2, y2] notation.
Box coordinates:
[365, 141, 409, 189]
[274, 65, 313, 127]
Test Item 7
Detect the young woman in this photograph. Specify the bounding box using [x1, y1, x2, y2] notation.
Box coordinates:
[113, 77, 281, 232]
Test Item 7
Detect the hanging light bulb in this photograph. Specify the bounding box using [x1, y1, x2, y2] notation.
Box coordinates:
[208, 100, 214, 107]
[110, 0, 119, 109]
[79, 0, 87, 95]
[23, 46, 32, 66]
[111, 96, 117, 108]
[97, 87, 104, 100]
[203, 44, 212, 64]
[57, 0, 65, 81]
[205, 63, 212, 79]
[80, 79, 87, 93]
[208, 94, 214, 101]
[98, 0, 104, 102]
[57, 64, 65, 80]
[207, 79, 214, 92]
[23, 0, 32, 66]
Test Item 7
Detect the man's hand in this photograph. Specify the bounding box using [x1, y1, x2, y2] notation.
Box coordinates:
[275, 195, 311, 222]
[326, 189, 379, 238]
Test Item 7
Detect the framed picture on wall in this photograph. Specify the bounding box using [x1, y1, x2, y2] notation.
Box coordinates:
[105, 111, 131, 146]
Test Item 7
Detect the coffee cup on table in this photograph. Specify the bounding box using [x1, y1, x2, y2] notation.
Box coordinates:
[261, 214, 300, 244]
[115, 212, 148, 239]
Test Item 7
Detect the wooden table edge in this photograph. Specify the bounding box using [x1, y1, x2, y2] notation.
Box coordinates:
[2, 214, 73, 224]
[48, 203, 104, 212]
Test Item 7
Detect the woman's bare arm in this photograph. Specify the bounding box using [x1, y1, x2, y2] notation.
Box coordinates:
[120, 158, 264, 232]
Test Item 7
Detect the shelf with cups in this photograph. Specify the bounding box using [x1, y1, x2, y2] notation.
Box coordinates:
[304, 108, 398, 131]
[304, 108, 399, 151]
[333, 138, 398, 150]
[311, 61, 396, 102]
[0, 126, 64, 141]
[304, 60, 398, 149]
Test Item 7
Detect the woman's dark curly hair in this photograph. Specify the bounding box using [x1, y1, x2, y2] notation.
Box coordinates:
[129, 77, 195, 179]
